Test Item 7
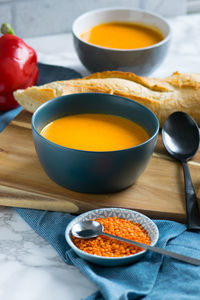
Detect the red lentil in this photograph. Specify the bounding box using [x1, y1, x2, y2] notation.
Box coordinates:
[72, 216, 151, 257]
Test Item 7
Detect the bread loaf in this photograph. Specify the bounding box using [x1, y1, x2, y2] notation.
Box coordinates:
[14, 71, 200, 127]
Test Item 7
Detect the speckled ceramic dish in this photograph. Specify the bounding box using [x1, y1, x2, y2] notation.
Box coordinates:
[72, 7, 171, 75]
[65, 208, 159, 266]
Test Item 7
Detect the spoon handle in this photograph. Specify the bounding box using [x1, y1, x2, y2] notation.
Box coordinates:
[102, 232, 200, 266]
[182, 161, 200, 230]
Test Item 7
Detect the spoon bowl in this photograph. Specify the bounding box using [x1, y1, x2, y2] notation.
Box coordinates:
[162, 111, 199, 161]
[162, 112, 200, 230]
[71, 220, 103, 239]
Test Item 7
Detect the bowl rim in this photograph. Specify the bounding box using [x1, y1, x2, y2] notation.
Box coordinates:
[72, 7, 171, 52]
[31, 92, 159, 154]
[65, 207, 159, 261]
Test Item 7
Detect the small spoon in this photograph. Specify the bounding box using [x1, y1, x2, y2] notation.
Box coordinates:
[162, 112, 200, 230]
[71, 220, 200, 266]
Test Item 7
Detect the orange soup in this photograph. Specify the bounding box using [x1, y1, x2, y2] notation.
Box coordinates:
[40, 114, 149, 151]
[80, 22, 164, 50]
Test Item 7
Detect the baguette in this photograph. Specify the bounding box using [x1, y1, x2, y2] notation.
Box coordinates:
[14, 71, 200, 127]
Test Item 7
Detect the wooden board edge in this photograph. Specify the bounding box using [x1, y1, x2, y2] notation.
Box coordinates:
[0, 200, 186, 223]
[11, 120, 32, 129]
[0, 183, 187, 222]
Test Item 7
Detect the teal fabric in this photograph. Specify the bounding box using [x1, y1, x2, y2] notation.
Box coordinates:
[15, 208, 200, 300]
[0, 106, 23, 132]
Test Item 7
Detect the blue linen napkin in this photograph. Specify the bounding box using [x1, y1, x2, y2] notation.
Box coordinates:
[0, 106, 23, 132]
[15, 208, 200, 300]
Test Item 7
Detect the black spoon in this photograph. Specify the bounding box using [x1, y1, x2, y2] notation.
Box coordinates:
[162, 112, 200, 230]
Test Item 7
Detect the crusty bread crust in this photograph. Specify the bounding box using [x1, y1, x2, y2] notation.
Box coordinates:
[14, 71, 200, 127]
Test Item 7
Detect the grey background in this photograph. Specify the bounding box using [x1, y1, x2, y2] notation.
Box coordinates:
[0, 0, 187, 38]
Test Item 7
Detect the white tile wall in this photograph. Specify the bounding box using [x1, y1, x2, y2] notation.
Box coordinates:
[0, 2, 12, 26]
[0, 0, 187, 38]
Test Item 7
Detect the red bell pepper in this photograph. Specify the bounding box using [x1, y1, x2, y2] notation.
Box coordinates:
[0, 23, 38, 111]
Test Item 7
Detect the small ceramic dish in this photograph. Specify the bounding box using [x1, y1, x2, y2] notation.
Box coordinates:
[72, 7, 171, 75]
[32, 93, 159, 194]
[65, 207, 159, 266]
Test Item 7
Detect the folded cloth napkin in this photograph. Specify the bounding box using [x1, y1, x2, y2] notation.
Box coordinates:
[0, 106, 23, 132]
[15, 208, 200, 300]
[36, 62, 81, 85]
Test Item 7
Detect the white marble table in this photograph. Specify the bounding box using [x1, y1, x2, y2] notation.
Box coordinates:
[0, 12, 200, 300]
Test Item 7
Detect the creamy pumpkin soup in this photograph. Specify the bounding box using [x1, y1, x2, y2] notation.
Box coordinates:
[80, 22, 164, 50]
[40, 114, 149, 151]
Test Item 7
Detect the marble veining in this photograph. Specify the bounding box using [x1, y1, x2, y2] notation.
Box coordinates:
[0, 207, 97, 300]
[0, 12, 200, 300]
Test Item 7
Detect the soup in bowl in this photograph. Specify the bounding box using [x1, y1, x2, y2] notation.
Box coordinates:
[32, 93, 159, 193]
[72, 8, 171, 75]
[80, 21, 164, 50]
[40, 113, 149, 151]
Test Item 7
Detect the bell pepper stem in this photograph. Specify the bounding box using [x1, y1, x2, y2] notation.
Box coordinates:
[1, 23, 16, 35]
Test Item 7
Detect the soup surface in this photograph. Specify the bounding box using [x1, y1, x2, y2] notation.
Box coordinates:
[80, 22, 164, 49]
[40, 113, 149, 151]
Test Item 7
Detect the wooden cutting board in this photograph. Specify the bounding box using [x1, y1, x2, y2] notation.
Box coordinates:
[0, 110, 199, 222]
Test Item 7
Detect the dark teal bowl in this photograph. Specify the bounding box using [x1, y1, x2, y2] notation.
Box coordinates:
[32, 93, 159, 193]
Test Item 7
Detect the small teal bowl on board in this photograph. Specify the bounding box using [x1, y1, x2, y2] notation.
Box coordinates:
[65, 208, 159, 266]
[32, 93, 159, 193]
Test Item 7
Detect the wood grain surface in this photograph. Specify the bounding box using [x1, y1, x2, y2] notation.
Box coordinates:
[0, 110, 199, 222]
